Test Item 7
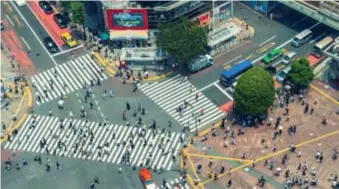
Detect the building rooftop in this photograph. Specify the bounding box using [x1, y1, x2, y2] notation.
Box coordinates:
[324, 37, 339, 61]
[208, 22, 242, 47]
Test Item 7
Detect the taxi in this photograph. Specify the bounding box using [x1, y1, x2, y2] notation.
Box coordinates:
[139, 168, 156, 189]
[61, 32, 78, 48]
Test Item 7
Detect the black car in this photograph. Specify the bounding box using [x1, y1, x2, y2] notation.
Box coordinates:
[53, 13, 67, 29]
[38, 1, 54, 14]
[264, 66, 277, 75]
[43, 37, 58, 53]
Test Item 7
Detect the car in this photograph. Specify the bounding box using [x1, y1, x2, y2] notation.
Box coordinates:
[43, 37, 58, 53]
[264, 65, 277, 75]
[139, 168, 156, 189]
[38, 1, 54, 14]
[53, 13, 67, 29]
[61, 32, 78, 48]
[276, 66, 291, 83]
[262, 48, 284, 64]
[282, 51, 297, 65]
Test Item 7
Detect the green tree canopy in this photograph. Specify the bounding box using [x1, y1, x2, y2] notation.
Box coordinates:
[286, 57, 314, 90]
[234, 67, 275, 117]
[157, 18, 208, 67]
[70, 2, 85, 24]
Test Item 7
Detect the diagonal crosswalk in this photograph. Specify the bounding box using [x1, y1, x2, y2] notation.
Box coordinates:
[4, 115, 184, 170]
[31, 54, 108, 105]
[156, 177, 190, 189]
[138, 75, 224, 132]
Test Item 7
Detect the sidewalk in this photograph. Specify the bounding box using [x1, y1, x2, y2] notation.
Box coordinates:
[1, 47, 33, 144]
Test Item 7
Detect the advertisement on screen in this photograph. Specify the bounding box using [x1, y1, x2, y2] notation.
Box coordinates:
[106, 9, 149, 30]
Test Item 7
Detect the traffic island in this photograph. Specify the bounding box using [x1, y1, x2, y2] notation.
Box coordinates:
[92, 51, 175, 83]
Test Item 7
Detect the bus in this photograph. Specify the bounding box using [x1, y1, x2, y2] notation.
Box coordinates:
[219, 60, 253, 86]
[291, 29, 313, 47]
[311, 36, 333, 58]
[188, 54, 213, 72]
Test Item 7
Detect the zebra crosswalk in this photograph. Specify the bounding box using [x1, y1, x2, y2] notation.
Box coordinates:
[4, 115, 184, 170]
[31, 54, 108, 105]
[156, 177, 190, 189]
[138, 75, 224, 132]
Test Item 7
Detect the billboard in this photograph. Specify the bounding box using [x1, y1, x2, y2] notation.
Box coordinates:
[214, 2, 232, 23]
[198, 12, 211, 27]
[106, 9, 149, 30]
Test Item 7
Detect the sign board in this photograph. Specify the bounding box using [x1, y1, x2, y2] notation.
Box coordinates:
[106, 9, 149, 30]
[199, 12, 211, 27]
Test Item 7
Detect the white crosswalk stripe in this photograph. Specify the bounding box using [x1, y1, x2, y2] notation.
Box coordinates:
[31, 54, 108, 105]
[139, 75, 224, 132]
[4, 115, 183, 170]
[156, 177, 190, 189]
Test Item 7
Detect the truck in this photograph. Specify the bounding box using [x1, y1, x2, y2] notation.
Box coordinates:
[188, 54, 213, 72]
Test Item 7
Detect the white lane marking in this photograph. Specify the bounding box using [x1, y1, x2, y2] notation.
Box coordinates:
[51, 44, 84, 57]
[291, 16, 308, 27]
[10, 1, 58, 66]
[214, 83, 233, 100]
[309, 33, 327, 44]
[259, 35, 276, 47]
[197, 80, 219, 92]
[5, 14, 15, 27]
[20, 37, 31, 50]
[223, 55, 242, 66]
[25, 2, 63, 52]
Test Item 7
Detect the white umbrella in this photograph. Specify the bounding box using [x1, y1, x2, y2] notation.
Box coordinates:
[58, 100, 64, 108]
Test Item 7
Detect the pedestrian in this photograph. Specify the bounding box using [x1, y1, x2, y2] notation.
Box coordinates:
[49, 109, 52, 116]
[118, 166, 122, 173]
[195, 93, 199, 101]
[94, 176, 99, 184]
[310, 107, 314, 115]
[126, 102, 130, 111]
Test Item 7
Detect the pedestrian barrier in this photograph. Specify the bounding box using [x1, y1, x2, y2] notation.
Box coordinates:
[210, 40, 241, 56]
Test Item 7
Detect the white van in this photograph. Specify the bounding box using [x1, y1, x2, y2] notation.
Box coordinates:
[282, 51, 297, 65]
[291, 29, 313, 47]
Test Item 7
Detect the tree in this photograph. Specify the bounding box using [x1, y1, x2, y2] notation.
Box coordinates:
[286, 57, 314, 90]
[157, 18, 208, 70]
[234, 67, 275, 117]
[70, 2, 85, 24]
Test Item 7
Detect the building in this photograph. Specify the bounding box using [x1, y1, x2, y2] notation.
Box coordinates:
[324, 37, 339, 80]
[84, 1, 233, 43]
[120, 47, 166, 70]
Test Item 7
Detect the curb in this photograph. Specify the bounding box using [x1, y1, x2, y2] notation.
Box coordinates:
[1, 86, 32, 144]
[197, 120, 222, 137]
[93, 52, 174, 83]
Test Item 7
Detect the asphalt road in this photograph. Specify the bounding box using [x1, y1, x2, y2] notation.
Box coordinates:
[190, 2, 337, 108]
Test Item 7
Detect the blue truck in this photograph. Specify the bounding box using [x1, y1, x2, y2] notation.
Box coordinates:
[219, 60, 253, 86]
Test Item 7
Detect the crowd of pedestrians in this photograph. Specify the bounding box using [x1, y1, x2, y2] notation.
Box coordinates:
[191, 89, 338, 188]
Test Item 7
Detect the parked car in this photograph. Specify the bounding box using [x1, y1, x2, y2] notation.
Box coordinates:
[43, 37, 58, 53]
[139, 168, 156, 189]
[38, 1, 54, 14]
[262, 48, 284, 64]
[53, 13, 67, 29]
[264, 65, 277, 75]
[61, 32, 78, 48]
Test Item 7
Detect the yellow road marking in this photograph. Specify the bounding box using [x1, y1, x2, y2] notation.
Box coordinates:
[13, 15, 23, 27]
[201, 130, 339, 185]
[187, 153, 251, 163]
[256, 42, 276, 54]
[186, 174, 199, 189]
[3, 1, 13, 13]
[187, 152, 200, 182]
[198, 121, 222, 137]
[246, 53, 255, 60]
[310, 84, 338, 105]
